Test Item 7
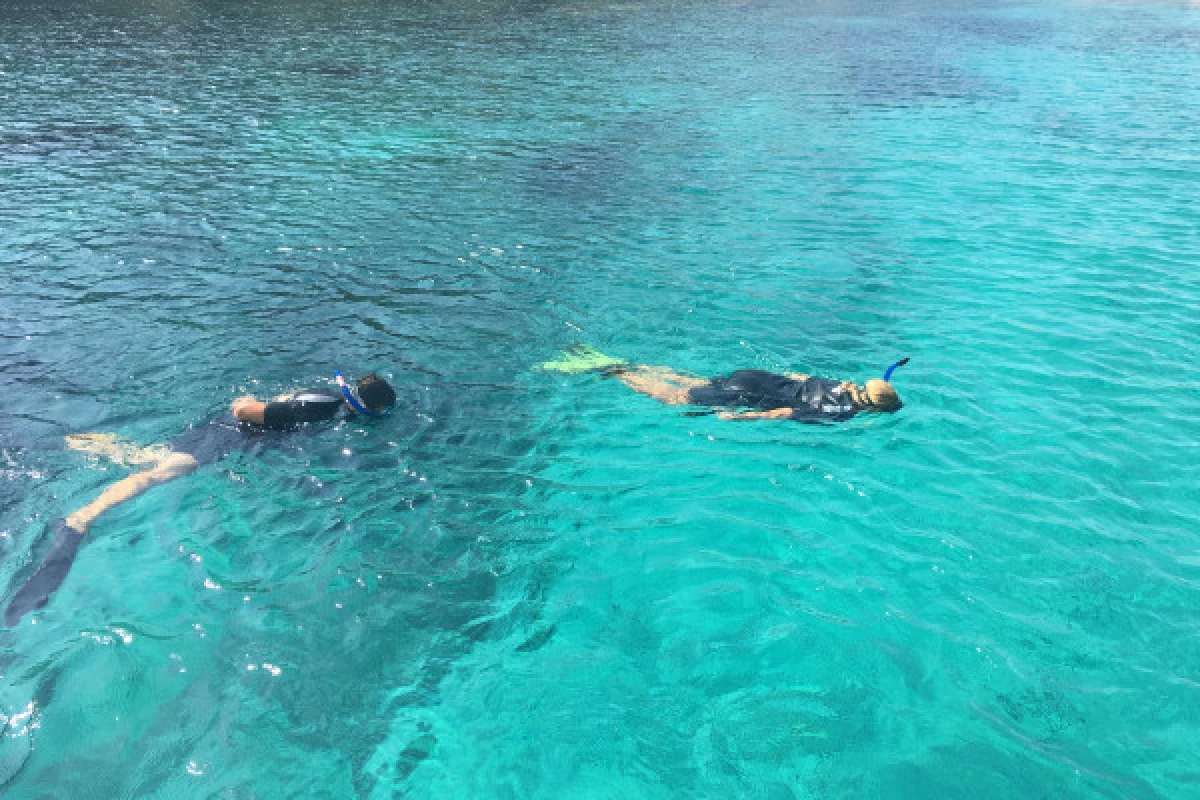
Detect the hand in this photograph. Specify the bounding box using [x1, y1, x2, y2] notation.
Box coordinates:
[716, 411, 739, 420]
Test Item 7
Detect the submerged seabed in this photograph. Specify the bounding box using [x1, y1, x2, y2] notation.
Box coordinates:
[2, 0, 1199, 796]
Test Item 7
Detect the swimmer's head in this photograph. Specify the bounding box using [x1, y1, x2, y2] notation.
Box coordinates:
[859, 379, 902, 412]
[356, 373, 396, 413]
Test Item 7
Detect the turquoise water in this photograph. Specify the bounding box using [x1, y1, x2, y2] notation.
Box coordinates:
[2, 0, 1199, 795]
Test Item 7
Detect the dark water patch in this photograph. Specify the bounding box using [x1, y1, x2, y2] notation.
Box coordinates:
[924, 10, 1053, 46]
[0, 123, 137, 161]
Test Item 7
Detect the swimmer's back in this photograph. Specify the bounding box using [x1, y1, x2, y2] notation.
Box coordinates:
[263, 388, 344, 429]
[687, 370, 857, 421]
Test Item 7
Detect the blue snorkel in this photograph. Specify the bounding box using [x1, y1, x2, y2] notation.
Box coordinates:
[883, 357, 909, 383]
[334, 371, 393, 418]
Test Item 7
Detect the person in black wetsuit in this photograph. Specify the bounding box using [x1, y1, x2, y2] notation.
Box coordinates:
[620, 366, 901, 422]
[544, 346, 904, 422]
[4, 372, 396, 626]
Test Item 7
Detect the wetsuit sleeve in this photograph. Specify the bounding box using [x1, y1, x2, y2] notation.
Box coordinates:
[262, 389, 343, 430]
[788, 408, 835, 424]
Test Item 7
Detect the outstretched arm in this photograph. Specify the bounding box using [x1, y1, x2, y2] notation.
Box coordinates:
[716, 408, 794, 421]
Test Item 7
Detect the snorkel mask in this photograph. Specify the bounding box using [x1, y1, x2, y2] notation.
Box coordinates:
[334, 371, 393, 418]
[851, 358, 908, 411]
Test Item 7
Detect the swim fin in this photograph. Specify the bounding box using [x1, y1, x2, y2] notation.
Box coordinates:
[538, 345, 627, 374]
[5, 519, 84, 626]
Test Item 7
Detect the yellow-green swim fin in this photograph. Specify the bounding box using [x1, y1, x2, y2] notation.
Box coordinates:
[538, 345, 627, 374]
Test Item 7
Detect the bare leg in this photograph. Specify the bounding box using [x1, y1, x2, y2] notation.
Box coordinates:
[647, 368, 708, 387]
[6, 451, 199, 624]
[613, 365, 709, 406]
[65, 433, 170, 468]
[66, 452, 200, 533]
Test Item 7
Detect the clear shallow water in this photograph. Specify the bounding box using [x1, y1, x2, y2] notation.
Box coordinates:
[2, 0, 1199, 796]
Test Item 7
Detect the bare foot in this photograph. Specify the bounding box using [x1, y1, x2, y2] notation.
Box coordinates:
[64, 513, 90, 534]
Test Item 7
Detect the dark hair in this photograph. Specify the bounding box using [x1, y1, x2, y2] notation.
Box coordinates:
[356, 373, 396, 413]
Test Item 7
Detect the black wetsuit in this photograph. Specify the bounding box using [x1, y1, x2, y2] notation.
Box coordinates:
[686, 370, 858, 422]
[168, 388, 346, 465]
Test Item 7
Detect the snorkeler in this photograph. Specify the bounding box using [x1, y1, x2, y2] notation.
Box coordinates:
[4, 372, 397, 626]
[541, 346, 906, 422]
